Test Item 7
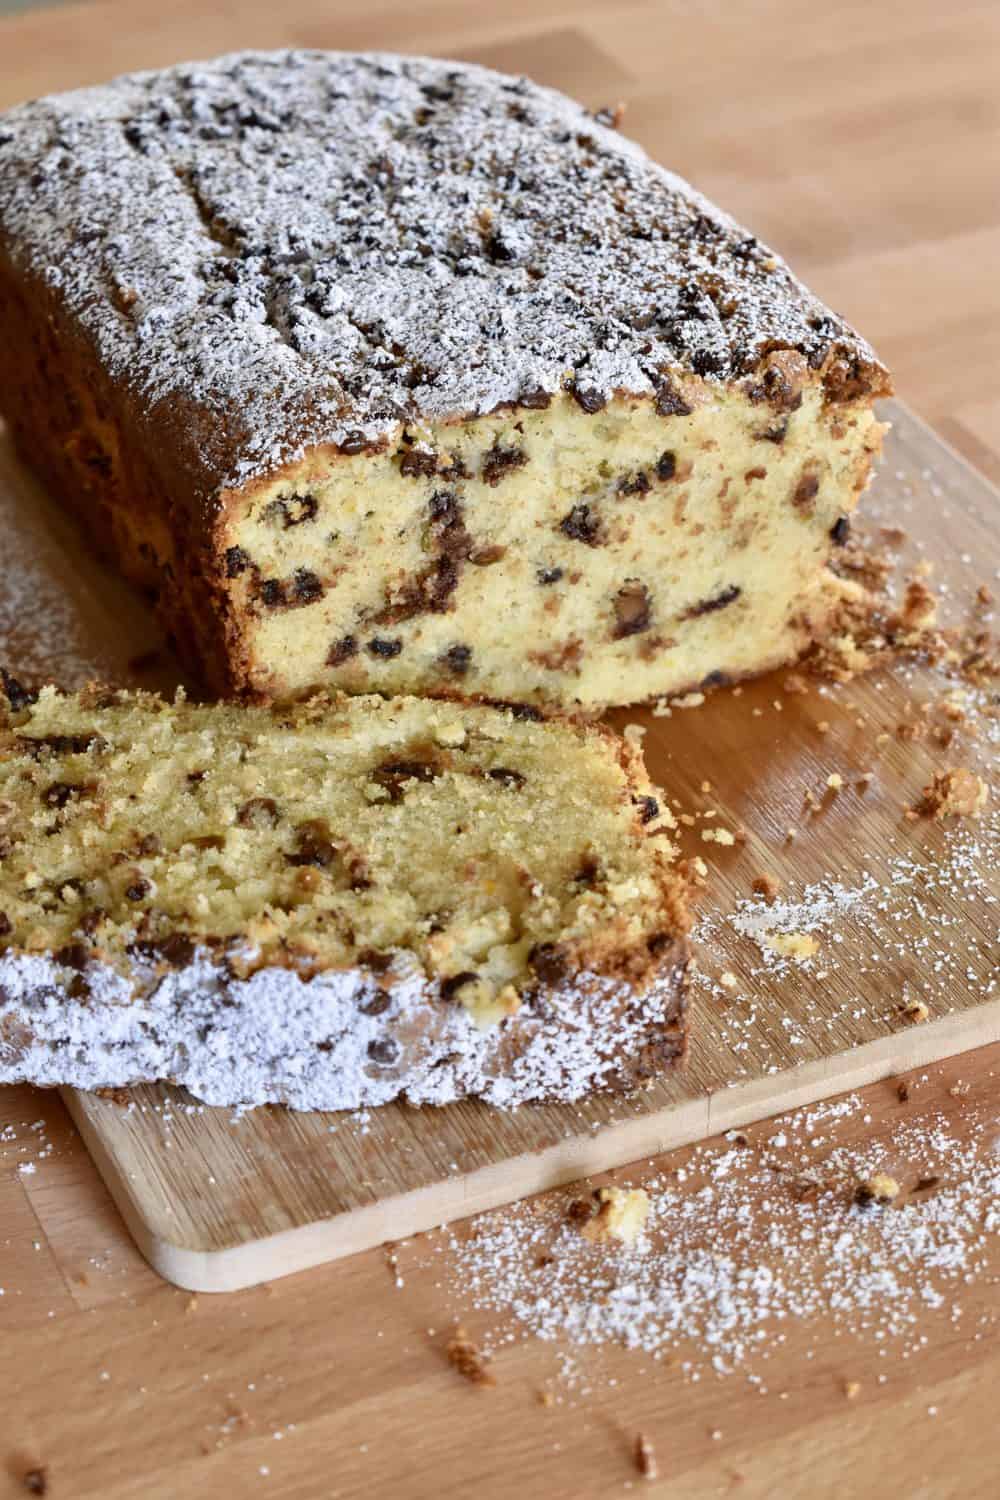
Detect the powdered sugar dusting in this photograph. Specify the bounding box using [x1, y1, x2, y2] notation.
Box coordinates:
[427, 1085, 1000, 1381]
[0, 49, 884, 493]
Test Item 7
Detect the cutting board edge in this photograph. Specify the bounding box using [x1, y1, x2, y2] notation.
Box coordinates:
[64, 998, 1000, 1292]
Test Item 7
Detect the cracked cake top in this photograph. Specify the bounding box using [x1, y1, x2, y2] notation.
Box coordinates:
[0, 49, 889, 495]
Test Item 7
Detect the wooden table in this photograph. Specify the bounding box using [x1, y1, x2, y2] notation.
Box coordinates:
[1, 2, 998, 1495]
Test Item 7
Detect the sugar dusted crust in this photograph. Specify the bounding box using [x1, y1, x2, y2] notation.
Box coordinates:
[0, 946, 687, 1109]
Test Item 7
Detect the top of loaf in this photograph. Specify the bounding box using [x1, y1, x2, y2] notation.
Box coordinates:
[0, 49, 889, 494]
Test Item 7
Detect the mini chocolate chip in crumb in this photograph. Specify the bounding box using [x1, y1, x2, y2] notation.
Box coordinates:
[137, 833, 162, 857]
[259, 578, 284, 606]
[287, 819, 336, 868]
[327, 635, 358, 667]
[21, 1468, 48, 1496]
[568, 380, 606, 414]
[758, 418, 789, 444]
[573, 856, 601, 887]
[1, 669, 37, 710]
[488, 767, 526, 789]
[635, 795, 659, 824]
[617, 470, 650, 497]
[655, 377, 692, 417]
[792, 472, 820, 511]
[158, 933, 195, 966]
[529, 942, 568, 981]
[368, 637, 403, 658]
[42, 781, 81, 809]
[830, 515, 850, 545]
[339, 430, 369, 454]
[125, 878, 151, 902]
[537, 566, 563, 585]
[264, 494, 318, 528]
[367, 1037, 399, 1065]
[683, 584, 741, 619]
[399, 447, 438, 478]
[441, 643, 472, 676]
[0, 912, 11, 938]
[440, 971, 479, 1000]
[481, 444, 528, 487]
[292, 568, 324, 603]
[224, 546, 251, 578]
[509, 703, 543, 722]
[374, 759, 440, 803]
[612, 581, 653, 639]
[559, 503, 603, 546]
[518, 386, 551, 410]
[236, 796, 281, 829]
[655, 450, 676, 481]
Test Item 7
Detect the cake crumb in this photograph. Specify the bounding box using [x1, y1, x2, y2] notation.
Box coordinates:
[446, 1326, 495, 1386]
[720, 972, 740, 990]
[765, 932, 819, 960]
[634, 1433, 659, 1480]
[702, 827, 736, 846]
[752, 872, 782, 903]
[843, 1380, 861, 1400]
[826, 773, 844, 791]
[855, 1173, 900, 1207]
[901, 999, 930, 1024]
[914, 768, 989, 820]
[538, 1389, 555, 1408]
[577, 1186, 649, 1245]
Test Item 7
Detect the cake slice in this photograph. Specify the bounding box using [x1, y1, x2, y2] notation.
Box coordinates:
[0, 50, 890, 711]
[0, 677, 688, 1109]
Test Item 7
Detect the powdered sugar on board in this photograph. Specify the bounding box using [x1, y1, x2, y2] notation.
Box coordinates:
[421, 1075, 1000, 1386]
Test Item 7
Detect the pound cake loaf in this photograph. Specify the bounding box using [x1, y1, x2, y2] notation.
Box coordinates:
[0, 677, 689, 1109]
[0, 50, 891, 711]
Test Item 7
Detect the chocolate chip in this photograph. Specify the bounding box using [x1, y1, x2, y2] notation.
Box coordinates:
[573, 856, 601, 887]
[374, 759, 439, 803]
[137, 833, 162, 857]
[529, 942, 569, 982]
[830, 515, 850, 545]
[367, 1037, 399, 1065]
[537, 566, 563, 585]
[568, 381, 607, 414]
[441, 643, 472, 676]
[481, 444, 528, 487]
[21, 1468, 48, 1496]
[292, 568, 324, 603]
[488, 767, 526, 789]
[56, 942, 90, 970]
[440, 971, 479, 1000]
[400, 448, 438, 478]
[683, 584, 741, 619]
[42, 781, 81, 809]
[186, 771, 206, 788]
[612, 581, 653, 639]
[357, 948, 393, 974]
[357, 988, 391, 1017]
[125, 878, 151, 902]
[635, 795, 660, 824]
[224, 546, 251, 578]
[656, 450, 677, 481]
[339, 431, 369, 454]
[748, 365, 803, 413]
[264, 494, 318, 528]
[654, 378, 692, 417]
[701, 669, 730, 688]
[617, 470, 650, 497]
[509, 704, 543, 722]
[368, 637, 403, 658]
[518, 387, 552, 409]
[559, 503, 603, 546]
[757, 418, 788, 445]
[0, 912, 11, 939]
[485, 232, 514, 263]
[327, 635, 358, 667]
[287, 819, 336, 868]
[646, 931, 671, 955]
[792, 473, 820, 511]
[1, 669, 37, 711]
[17, 732, 106, 758]
[236, 797, 280, 829]
[79, 909, 105, 936]
[470, 544, 506, 566]
[260, 578, 284, 606]
[158, 933, 196, 966]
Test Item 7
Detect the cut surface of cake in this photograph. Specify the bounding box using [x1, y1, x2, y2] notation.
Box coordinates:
[0, 678, 689, 1109]
[0, 50, 891, 710]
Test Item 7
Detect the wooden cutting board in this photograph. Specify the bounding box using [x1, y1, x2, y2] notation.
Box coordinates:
[2, 400, 998, 1292]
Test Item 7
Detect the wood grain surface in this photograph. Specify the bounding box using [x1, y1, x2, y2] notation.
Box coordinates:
[43, 402, 996, 1292]
[1, 0, 999, 1496]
